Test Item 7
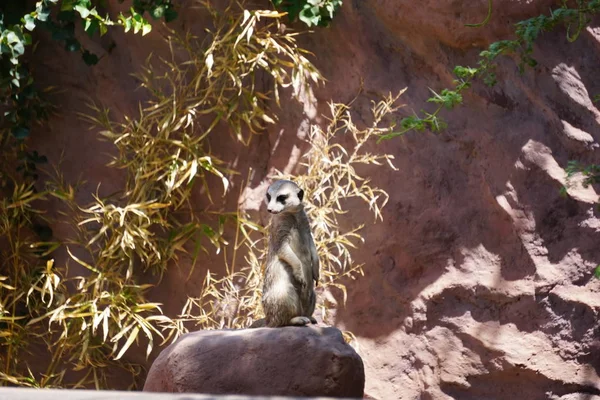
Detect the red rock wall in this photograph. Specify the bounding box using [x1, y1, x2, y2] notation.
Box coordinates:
[28, 0, 600, 399]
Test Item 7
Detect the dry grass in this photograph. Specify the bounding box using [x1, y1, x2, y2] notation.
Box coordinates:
[135, 0, 323, 146]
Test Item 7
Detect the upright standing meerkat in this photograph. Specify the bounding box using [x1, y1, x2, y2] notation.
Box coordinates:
[255, 179, 320, 327]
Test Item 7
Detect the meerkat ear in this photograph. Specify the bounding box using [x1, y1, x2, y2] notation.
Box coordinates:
[298, 189, 304, 202]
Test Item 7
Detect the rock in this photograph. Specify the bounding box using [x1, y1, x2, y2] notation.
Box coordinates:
[550, 394, 600, 400]
[560, 120, 597, 151]
[143, 326, 364, 398]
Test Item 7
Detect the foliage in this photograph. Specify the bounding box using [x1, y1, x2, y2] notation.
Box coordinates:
[271, 0, 342, 27]
[565, 161, 600, 188]
[377, 0, 600, 142]
[0, 1, 180, 386]
[1, 0, 176, 159]
[0, 163, 172, 388]
[562, 160, 600, 201]
[131, 3, 323, 146]
[0, 181, 54, 388]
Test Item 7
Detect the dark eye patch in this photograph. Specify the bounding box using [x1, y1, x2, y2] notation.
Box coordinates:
[266, 193, 271, 201]
[277, 194, 288, 203]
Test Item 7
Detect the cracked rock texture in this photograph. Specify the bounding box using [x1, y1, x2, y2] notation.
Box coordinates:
[27, 0, 600, 399]
[143, 326, 365, 397]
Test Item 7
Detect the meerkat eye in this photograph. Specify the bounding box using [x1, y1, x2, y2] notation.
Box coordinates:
[266, 193, 271, 202]
[277, 194, 288, 203]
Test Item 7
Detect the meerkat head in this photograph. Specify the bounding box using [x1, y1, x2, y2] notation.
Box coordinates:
[265, 179, 304, 215]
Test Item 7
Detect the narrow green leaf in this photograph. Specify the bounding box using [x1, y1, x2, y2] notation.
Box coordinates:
[114, 326, 140, 360]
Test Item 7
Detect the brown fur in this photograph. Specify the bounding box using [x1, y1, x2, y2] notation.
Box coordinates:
[252, 180, 319, 328]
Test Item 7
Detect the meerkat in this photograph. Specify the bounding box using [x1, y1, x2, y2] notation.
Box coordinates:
[252, 179, 319, 328]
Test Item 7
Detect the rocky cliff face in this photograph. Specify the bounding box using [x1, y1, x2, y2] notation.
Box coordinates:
[28, 0, 600, 399]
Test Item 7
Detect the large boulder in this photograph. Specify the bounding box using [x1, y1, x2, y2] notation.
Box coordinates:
[143, 326, 364, 398]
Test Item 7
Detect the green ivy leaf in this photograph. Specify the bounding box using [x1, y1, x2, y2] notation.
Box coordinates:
[142, 23, 152, 36]
[427, 89, 463, 109]
[84, 19, 99, 37]
[37, 6, 51, 22]
[82, 50, 99, 65]
[453, 66, 478, 79]
[74, 5, 91, 19]
[150, 5, 165, 20]
[11, 126, 30, 139]
[483, 73, 497, 87]
[6, 31, 19, 44]
[401, 116, 427, 132]
[271, 0, 340, 27]
[61, 0, 75, 11]
[120, 15, 133, 33]
[164, 8, 178, 23]
[595, 265, 600, 279]
[23, 15, 36, 31]
[12, 41, 25, 56]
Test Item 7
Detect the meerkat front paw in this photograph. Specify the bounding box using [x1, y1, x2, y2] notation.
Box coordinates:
[289, 316, 311, 326]
[293, 273, 307, 288]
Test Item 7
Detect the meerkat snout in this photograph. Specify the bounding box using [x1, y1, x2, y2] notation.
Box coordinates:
[265, 180, 304, 215]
